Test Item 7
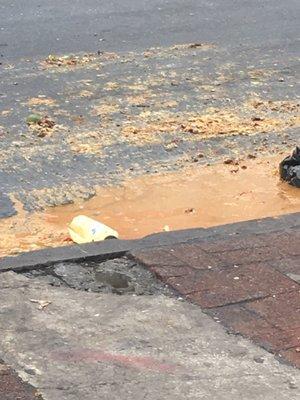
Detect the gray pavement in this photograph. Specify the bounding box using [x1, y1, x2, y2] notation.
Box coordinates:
[0, 271, 299, 400]
[0, 1, 299, 216]
[1, 40, 299, 215]
[1, 0, 299, 61]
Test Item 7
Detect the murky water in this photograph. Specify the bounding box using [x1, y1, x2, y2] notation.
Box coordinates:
[1, 155, 299, 257]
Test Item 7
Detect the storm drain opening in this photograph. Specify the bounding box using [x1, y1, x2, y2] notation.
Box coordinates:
[21, 257, 173, 296]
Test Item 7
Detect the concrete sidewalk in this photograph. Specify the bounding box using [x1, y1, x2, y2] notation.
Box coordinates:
[0, 272, 299, 400]
[0, 214, 299, 399]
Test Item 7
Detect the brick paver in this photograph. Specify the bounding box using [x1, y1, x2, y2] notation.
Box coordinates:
[0, 361, 41, 400]
[279, 348, 300, 369]
[208, 304, 300, 351]
[130, 217, 300, 368]
[186, 264, 297, 308]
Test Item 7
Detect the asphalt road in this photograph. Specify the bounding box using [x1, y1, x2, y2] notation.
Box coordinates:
[0, 0, 299, 218]
[1, 0, 299, 60]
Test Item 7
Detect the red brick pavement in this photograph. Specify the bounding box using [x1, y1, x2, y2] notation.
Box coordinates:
[0, 361, 41, 400]
[131, 228, 300, 368]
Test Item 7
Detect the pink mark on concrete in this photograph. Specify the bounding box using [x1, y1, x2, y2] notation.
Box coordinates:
[51, 349, 178, 373]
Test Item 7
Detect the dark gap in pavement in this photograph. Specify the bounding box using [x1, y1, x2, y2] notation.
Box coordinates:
[20, 256, 174, 297]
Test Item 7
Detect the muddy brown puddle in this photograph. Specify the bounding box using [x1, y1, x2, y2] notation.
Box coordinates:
[1, 155, 299, 257]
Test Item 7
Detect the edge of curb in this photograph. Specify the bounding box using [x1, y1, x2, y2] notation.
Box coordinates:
[0, 212, 299, 272]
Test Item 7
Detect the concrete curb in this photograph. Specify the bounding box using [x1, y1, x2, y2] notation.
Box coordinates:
[0, 212, 299, 272]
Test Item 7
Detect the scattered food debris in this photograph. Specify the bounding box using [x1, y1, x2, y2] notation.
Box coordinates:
[46, 54, 78, 66]
[188, 43, 204, 49]
[26, 114, 56, 137]
[121, 101, 299, 144]
[164, 141, 179, 151]
[44, 54, 93, 67]
[224, 159, 239, 165]
[185, 208, 195, 214]
[27, 97, 56, 107]
[251, 116, 264, 122]
[29, 299, 52, 310]
[39, 116, 55, 129]
[42, 51, 119, 68]
[26, 114, 43, 125]
[248, 99, 299, 113]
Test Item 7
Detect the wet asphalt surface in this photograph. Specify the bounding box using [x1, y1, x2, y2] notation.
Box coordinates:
[0, 1, 299, 216]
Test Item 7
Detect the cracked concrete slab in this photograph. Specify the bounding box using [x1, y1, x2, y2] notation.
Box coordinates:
[0, 272, 299, 399]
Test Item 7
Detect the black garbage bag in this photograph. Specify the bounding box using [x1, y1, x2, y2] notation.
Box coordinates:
[279, 147, 300, 188]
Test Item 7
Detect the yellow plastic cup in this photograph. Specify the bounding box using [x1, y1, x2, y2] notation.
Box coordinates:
[68, 215, 119, 244]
